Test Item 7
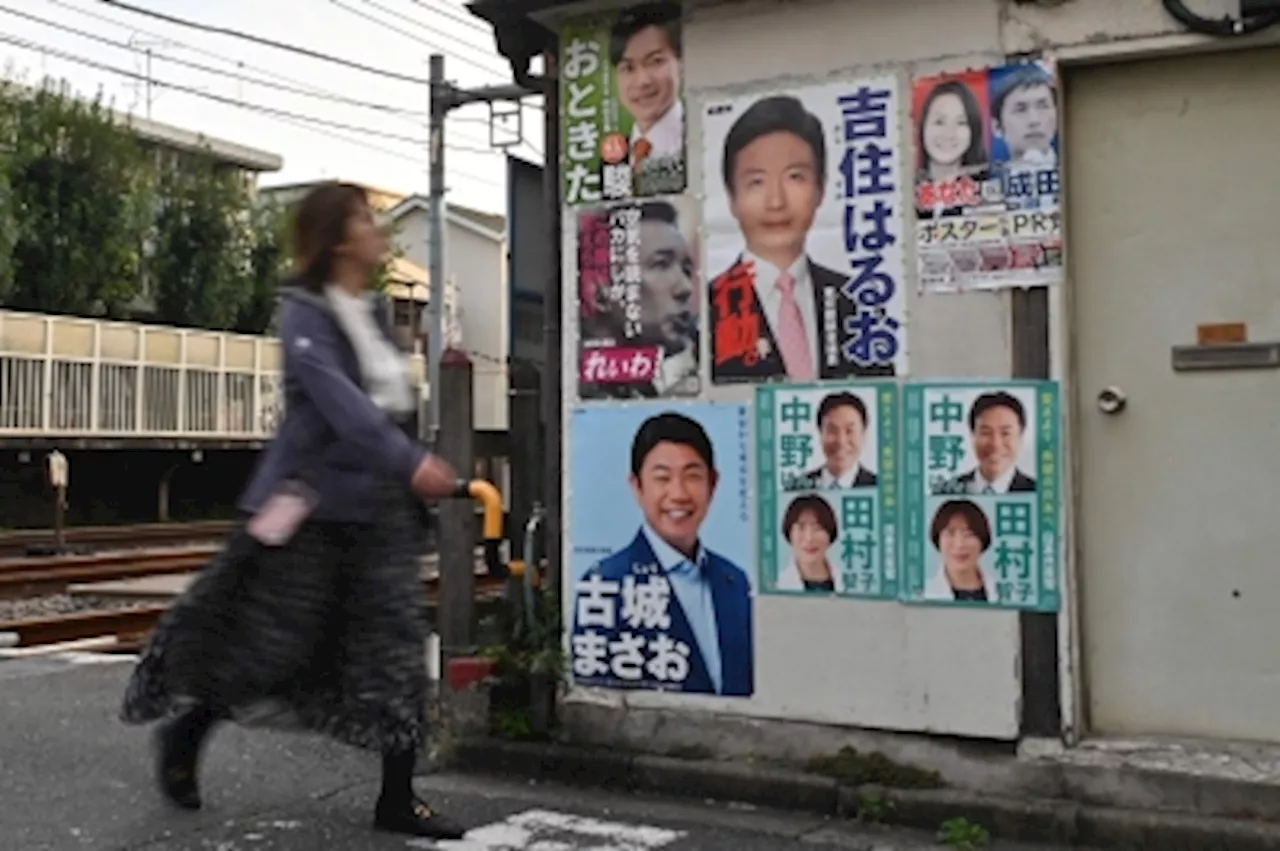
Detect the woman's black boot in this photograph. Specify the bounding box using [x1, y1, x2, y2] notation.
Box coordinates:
[373, 748, 465, 839]
[155, 704, 221, 810]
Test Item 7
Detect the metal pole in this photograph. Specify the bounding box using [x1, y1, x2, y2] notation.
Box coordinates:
[541, 51, 563, 596]
[425, 53, 447, 447]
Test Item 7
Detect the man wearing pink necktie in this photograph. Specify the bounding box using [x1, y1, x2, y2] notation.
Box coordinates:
[708, 95, 884, 384]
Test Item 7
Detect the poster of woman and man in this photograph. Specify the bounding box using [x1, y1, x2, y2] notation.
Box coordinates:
[912, 60, 1064, 292]
[563, 386, 1061, 697]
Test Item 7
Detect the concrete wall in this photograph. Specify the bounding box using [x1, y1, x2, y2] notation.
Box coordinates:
[554, 0, 1280, 744]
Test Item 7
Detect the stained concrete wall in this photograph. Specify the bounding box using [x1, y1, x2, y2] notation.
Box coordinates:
[553, 0, 1279, 745]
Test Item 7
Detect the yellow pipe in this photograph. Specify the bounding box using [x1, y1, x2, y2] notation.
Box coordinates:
[466, 479, 503, 541]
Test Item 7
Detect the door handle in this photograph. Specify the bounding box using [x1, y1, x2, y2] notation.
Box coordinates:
[1097, 386, 1127, 415]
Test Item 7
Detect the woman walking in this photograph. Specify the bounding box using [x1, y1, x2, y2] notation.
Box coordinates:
[120, 182, 466, 841]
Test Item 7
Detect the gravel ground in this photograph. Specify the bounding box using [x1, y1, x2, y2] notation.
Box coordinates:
[0, 593, 159, 622]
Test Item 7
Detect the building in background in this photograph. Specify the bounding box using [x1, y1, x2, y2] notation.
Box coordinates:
[469, 0, 1280, 795]
[258, 180, 507, 432]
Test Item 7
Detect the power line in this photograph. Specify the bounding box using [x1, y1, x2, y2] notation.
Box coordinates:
[406, 0, 493, 36]
[96, 0, 432, 85]
[1, 33, 509, 187]
[30, 0, 525, 144]
[347, 0, 509, 72]
[49, 0, 399, 107]
[0, 3, 433, 117]
[0, 32, 436, 143]
[328, 0, 503, 80]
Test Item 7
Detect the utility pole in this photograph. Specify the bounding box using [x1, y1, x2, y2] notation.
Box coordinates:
[425, 54, 446, 448]
[420, 53, 537, 447]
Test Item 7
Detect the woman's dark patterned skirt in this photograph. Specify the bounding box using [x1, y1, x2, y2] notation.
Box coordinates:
[120, 482, 429, 754]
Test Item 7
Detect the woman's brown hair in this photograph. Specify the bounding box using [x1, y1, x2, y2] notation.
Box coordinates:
[929, 499, 992, 551]
[290, 181, 369, 291]
[782, 494, 838, 543]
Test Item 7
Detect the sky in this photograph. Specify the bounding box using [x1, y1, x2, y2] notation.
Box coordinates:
[0, 0, 546, 215]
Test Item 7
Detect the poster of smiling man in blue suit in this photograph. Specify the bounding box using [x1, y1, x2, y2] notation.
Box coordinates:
[569, 402, 753, 697]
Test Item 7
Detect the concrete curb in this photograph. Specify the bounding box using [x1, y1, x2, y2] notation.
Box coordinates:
[450, 738, 1280, 851]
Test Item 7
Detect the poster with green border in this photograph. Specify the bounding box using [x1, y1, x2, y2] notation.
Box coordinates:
[756, 383, 899, 599]
[559, 3, 687, 207]
[902, 381, 1061, 612]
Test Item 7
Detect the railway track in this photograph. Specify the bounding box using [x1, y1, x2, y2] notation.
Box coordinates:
[0, 520, 235, 558]
[1, 573, 510, 651]
[0, 547, 217, 599]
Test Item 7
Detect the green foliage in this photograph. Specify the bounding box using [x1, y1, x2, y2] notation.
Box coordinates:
[805, 745, 944, 790]
[856, 790, 895, 823]
[234, 198, 289, 334]
[149, 151, 255, 329]
[0, 74, 284, 331]
[0, 78, 154, 316]
[937, 817, 990, 849]
[479, 582, 565, 741]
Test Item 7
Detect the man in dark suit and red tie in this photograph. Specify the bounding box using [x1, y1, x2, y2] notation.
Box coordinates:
[708, 95, 891, 383]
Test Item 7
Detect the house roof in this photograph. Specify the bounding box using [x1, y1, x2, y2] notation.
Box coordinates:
[385, 194, 506, 244]
[5, 82, 282, 171]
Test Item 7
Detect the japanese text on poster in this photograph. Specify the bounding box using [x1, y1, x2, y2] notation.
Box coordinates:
[560, 2, 687, 207]
[569, 403, 754, 696]
[902, 382, 1061, 611]
[701, 75, 908, 383]
[912, 61, 1062, 292]
[756, 383, 899, 598]
[576, 197, 700, 399]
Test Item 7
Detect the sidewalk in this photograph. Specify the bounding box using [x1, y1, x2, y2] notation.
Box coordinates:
[0, 654, 1071, 851]
[447, 712, 1280, 851]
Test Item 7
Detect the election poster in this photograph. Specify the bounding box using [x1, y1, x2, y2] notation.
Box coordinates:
[912, 60, 1063, 292]
[576, 197, 700, 399]
[701, 75, 909, 384]
[559, 2, 687, 207]
[902, 382, 1061, 612]
[756, 383, 899, 599]
[568, 402, 753, 697]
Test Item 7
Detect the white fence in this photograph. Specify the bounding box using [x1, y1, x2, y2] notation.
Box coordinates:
[0, 310, 426, 440]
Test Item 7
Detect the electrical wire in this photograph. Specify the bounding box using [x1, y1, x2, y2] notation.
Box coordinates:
[9, 4, 536, 178]
[96, 0, 433, 84]
[346, 0, 509, 72]
[50, 0, 400, 108]
[328, 0, 503, 80]
[0, 31, 434, 143]
[16, 0, 527, 148]
[0, 3, 433, 117]
[2, 38, 508, 187]
[405, 0, 493, 36]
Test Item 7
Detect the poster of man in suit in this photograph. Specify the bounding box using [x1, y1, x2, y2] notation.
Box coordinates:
[755, 384, 900, 600]
[560, 1, 686, 206]
[568, 403, 753, 697]
[901, 382, 1062, 611]
[576, 197, 700, 399]
[701, 76, 909, 384]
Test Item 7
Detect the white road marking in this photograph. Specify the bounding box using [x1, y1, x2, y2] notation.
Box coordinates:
[429, 808, 685, 851]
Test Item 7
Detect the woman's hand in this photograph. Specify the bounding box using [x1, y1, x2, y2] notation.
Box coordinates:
[411, 454, 458, 499]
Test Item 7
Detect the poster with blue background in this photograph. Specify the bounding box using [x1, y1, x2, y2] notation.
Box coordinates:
[569, 402, 753, 697]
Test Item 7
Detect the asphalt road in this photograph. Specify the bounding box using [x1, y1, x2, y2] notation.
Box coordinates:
[0, 653, 1077, 851]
